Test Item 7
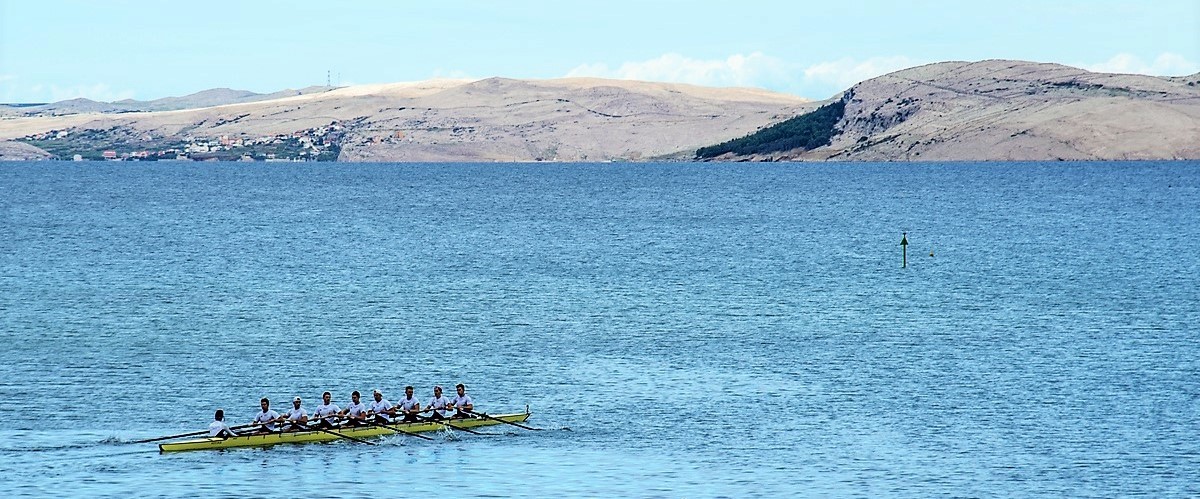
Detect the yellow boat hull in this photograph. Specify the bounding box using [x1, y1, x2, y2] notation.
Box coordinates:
[158, 412, 531, 452]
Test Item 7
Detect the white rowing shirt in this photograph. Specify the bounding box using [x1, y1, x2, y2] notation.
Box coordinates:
[285, 407, 308, 422]
[345, 401, 367, 417]
[208, 420, 236, 437]
[427, 395, 450, 417]
[314, 403, 341, 421]
[451, 394, 473, 412]
[398, 396, 420, 412]
[255, 409, 280, 430]
[370, 399, 393, 420]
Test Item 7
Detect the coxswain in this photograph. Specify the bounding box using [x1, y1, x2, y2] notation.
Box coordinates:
[448, 383, 474, 419]
[397, 385, 422, 423]
[280, 396, 308, 431]
[425, 385, 451, 420]
[253, 397, 280, 434]
[312, 391, 342, 429]
[340, 390, 368, 426]
[368, 389, 395, 424]
[208, 409, 237, 438]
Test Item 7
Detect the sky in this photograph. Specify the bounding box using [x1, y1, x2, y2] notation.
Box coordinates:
[1, 0, 1197, 103]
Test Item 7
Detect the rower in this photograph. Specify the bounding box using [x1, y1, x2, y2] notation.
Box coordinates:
[368, 389, 395, 424]
[279, 396, 309, 431]
[253, 397, 281, 434]
[425, 385, 450, 420]
[448, 383, 474, 419]
[209, 409, 237, 438]
[340, 390, 368, 426]
[312, 391, 342, 429]
[397, 385, 421, 423]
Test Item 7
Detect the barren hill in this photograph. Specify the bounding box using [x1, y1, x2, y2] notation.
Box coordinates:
[7, 60, 1197, 163]
[706, 60, 1200, 161]
[0, 78, 809, 162]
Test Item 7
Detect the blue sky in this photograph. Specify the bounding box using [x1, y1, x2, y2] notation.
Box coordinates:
[1, 0, 1197, 103]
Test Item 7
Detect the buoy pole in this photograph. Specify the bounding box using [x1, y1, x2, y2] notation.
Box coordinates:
[901, 232, 908, 268]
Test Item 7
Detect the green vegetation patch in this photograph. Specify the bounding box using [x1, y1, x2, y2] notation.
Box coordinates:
[696, 100, 845, 158]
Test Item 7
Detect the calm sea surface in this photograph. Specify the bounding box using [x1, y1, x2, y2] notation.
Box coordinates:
[0, 161, 1197, 497]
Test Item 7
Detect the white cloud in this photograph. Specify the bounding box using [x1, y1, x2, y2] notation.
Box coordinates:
[567, 52, 792, 90]
[566, 53, 920, 98]
[1082, 53, 1199, 76]
[802, 56, 917, 93]
[429, 68, 475, 80]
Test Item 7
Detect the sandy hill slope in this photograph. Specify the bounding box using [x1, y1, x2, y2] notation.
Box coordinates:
[0, 78, 809, 162]
[718, 60, 1200, 161]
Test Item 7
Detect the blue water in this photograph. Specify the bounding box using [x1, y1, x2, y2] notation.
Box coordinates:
[0, 161, 1197, 497]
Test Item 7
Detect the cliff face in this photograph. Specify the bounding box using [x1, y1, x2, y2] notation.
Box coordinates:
[781, 60, 1200, 161]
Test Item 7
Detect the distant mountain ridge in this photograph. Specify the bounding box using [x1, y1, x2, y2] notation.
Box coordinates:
[0, 86, 338, 117]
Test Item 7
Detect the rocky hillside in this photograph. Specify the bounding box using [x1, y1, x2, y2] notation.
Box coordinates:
[0, 78, 809, 162]
[701, 60, 1200, 161]
[0, 140, 53, 160]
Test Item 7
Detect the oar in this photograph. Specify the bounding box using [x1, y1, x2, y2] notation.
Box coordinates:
[404, 407, 487, 434]
[296, 422, 376, 446]
[362, 417, 434, 441]
[417, 415, 487, 435]
[463, 410, 541, 431]
[131, 422, 259, 444]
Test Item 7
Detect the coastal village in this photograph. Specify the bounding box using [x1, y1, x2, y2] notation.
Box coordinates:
[20, 123, 345, 161]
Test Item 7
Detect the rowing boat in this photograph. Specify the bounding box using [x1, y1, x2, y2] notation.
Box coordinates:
[158, 411, 532, 452]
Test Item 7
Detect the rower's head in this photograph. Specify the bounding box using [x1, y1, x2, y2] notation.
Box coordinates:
[351, 390, 361, 403]
[456, 383, 466, 396]
[434, 385, 443, 397]
[293, 396, 302, 409]
[260, 398, 270, 411]
[322, 391, 332, 404]
[373, 389, 383, 402]
[405, 385, 414, 398]
[214, 409, 224, 421]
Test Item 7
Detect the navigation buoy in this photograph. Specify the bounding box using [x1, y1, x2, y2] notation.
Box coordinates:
[901, 232, 908, 268]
